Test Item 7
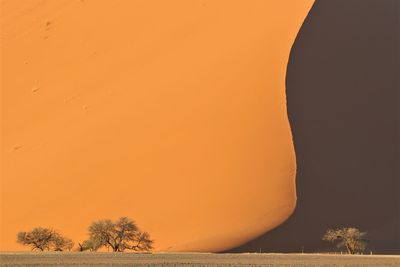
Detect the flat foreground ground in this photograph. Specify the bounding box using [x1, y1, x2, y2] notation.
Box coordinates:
[0, 252, 399, 267]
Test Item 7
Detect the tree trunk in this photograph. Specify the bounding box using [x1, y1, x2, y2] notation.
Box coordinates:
[346, 245, 352, 254]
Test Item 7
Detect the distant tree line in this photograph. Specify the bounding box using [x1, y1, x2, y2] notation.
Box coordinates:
[18, 221, 368, 254]
[17, 217, 153, 252]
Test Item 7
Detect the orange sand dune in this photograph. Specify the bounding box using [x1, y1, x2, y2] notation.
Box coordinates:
[0, 0, 313, 251]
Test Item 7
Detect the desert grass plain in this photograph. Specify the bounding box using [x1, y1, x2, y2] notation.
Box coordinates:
[1, 253, 400, 267]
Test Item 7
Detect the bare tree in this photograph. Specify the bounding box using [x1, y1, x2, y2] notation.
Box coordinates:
[52, 233, 74, 251]
[17, 227, 54, 251]
[86, 217, 153, 252]
[129, 231, 153, 251]
[17, 227, 74, 251]
[78, 239, 102, 252]
[77, 242, 85, 252]
[323, 227, 368, 254]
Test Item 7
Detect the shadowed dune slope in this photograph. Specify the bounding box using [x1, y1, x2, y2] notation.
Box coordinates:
[228, 0, 399, 254]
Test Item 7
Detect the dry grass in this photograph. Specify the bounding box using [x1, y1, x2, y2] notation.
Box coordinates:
[1, 252, 399, 267]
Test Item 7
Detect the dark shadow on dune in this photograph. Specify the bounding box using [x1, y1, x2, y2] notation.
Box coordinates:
[227, 0, 399, 254]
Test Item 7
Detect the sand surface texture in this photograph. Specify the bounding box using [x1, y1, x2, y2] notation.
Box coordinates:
[1, 0, 313, 251]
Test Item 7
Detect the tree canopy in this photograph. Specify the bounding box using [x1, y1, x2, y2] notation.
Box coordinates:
[83, 217, 153, 252]
[17, 227, 74, 251]
[323, 227, 368, 254]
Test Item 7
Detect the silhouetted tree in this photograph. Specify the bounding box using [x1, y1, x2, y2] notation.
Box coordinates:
[78, 239, 102, 252]
[86, 217, 153, 252]
[17, 227, 54, 251]
[323, 227, 368, 254]
[52, 233, 74, 251]
[77, 242, 85, 252]
[17, 227, 74, 251]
